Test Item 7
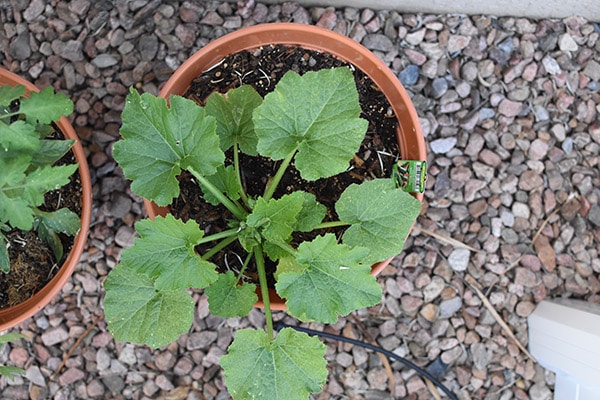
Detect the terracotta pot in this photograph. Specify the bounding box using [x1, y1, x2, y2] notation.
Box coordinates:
[145, 23, 426, 310]
[0, 69, 92, 331]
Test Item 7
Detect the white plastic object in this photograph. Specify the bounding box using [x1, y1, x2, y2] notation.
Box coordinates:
[528, 299, 600, 400]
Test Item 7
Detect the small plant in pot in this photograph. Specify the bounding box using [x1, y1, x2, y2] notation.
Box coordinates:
[0, 71, 91, 330]
[104, 64, 423, 398]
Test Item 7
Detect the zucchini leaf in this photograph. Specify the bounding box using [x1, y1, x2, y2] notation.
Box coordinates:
[253, 67, 368, 181]
[275, 233, 380, 323]
[205, 85, 262, 155]
[336, 178, 422, 265]
[205, 271, 257, 318]
[112, 88, 224, 206]
[220, 328, 327, 400]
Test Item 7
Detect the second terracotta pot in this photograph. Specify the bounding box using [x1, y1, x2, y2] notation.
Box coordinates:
[145, 23, 426, 310]
[0, 69, 93, 331]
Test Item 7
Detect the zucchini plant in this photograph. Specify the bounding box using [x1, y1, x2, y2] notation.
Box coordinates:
[0, 84, 80, 274]
[104, 67, 421, 399]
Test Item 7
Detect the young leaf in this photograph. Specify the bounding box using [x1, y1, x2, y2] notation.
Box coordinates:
[18, 86, 73, 124]
[120, 214, 218, 291]
[292, 191, 326, 232]
[220, 328, 327, 400]
[275, 233, 380, 323]
[0, 84, 26, 107]
[34, 208, 81, 262]
[205, 271, 257, 317]
[336, 178, 422, 265]
[0, 333, 26, 344]
[0, 120, 40, 152]
[22, 164, 78, 207]
[205, 85, 262, 155]
[245, 193, 304, 260]
[103, 263, 195, 348]
[30, 139, 75, 167]
[113, 88, 224, 206]
[0, 234, 9, 274]
[253, 68, 368, 181]
[199, 165, 241, 206]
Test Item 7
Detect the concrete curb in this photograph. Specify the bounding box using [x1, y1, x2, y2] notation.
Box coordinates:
[258, 0, 600, 22]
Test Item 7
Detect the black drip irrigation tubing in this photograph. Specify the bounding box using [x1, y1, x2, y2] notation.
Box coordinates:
[276, 323, 458, 400]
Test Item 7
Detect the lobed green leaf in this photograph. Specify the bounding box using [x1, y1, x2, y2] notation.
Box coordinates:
[18, 86, 73, 124]
[220, 328, 327, 400]
[205, 271, 257, 317]
[0, 120, 40, 152]
[253, 68, 368, 181]
[199, 165, 241, 206]
[336, 178, 422, 265]
[205, 85, 262, 155]
[0, 84, 26, 108]
[113, 88, 224, 206]
[245, 192, 304, 260]
[275, 233, 380, 323]
[103, 263, 195, 349]
[0, 234, 8, 274]
[120, 214, 218, 291]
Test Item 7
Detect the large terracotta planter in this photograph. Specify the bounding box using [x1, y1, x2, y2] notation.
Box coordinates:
[0, 69, 92, 331]
[145, 23, 426, 310]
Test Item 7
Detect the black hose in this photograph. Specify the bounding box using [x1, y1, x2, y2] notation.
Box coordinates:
[276, 322, 458, 400]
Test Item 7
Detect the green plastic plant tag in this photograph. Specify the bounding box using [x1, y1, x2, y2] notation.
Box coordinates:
[392, 160, 427, 193]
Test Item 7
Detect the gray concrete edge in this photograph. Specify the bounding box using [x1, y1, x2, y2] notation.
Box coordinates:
[256, 0, 600, 22]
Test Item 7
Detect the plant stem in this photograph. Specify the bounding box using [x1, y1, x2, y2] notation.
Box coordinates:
[234, 252, 253, 286]
[201, 236, 237, 261]
[315, 220, 351, 230]
[197, 228, 240, 245]
[233, 142, 250, 207]
[263, 149, 296, 201]
[188, 166, 247, 221]
[254, 246, 274, 340]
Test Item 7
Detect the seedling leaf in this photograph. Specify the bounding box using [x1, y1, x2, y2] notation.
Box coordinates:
[0, 366, 26, 381]
[0, 235, 8, 274]
[205, 85, 262, 155]
[0, 120, 40, 152]
[275, 234, 380, 323]
[120, 215, 218, 291]
[220, 328, 327, 400]
[0, 85, 26, 107]
[113, 88, 224, 206]
[205, 271, 257, 317]
[30, 139, 75, 167]
[337, 178, 422, 264]
[245, 192, 304, 260]
[34, 208, 81, 262]
[253, 68, 368, 181]
[292, 191, 326, 232]
[103, 263, 194, 348]
[199, 165, 241, 206]
[18, 86, 73, 124]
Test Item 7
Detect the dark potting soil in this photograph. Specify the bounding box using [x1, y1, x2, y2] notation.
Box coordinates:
[0, 127, 82, 310]
[172, 44, 401, 286]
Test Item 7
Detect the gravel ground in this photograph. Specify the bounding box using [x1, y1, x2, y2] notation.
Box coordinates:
[1, 1, 600, 399]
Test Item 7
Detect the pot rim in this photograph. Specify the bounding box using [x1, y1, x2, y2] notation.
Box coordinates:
[0, 68, 93, 331]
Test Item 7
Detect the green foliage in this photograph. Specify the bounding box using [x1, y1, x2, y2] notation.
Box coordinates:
[0, 333, 26, 381]
[220, 328, 327, 400]
[105, 66, 422, 399]
[0, 84, 79, 274]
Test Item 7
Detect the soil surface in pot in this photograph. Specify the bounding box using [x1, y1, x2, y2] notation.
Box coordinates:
[171, 44, 401, 287]
[0, 125, 82, 310]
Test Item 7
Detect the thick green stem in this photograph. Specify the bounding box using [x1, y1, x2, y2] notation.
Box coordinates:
[315, 220, 351, 230]
[201, 236, 237, 261]
[197, 228, 240, 245]
[254, 246, 274, 340]
[233, 143, 250, 207]
[188, 166, 246, 220]
[263, 149, 296, 201]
